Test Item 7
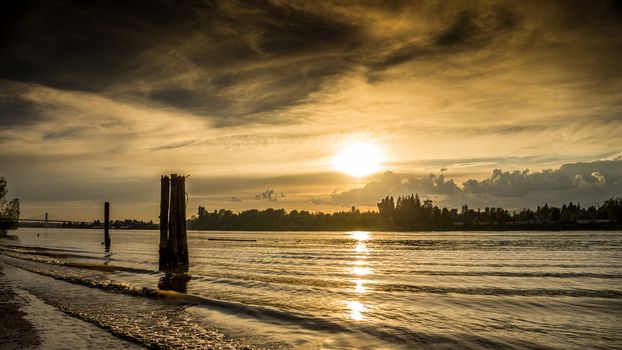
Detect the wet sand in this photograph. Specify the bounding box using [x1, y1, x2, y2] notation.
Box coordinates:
[0, 263, 39, 349]
[0, 255, 263, 350]
[0, 261, 144, 350]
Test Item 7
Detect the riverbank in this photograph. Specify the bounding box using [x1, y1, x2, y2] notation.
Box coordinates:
[0, 263, 39, 349]
[21, 222, 622, 232]
[0, 260, 144, 349]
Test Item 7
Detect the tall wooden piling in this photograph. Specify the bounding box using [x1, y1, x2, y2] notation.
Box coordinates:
[177, 177, 189, 264]
[104, 202, 110, 249]
[159, 174, 189, 268]
[159, 176, 170, 266]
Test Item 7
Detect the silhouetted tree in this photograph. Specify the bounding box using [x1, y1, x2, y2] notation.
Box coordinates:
[0, 177, 19, 234]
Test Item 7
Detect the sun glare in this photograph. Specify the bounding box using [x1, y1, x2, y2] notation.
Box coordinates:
[334, 143, 382, 177]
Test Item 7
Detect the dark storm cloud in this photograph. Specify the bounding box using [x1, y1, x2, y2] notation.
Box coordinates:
[0, 0, 365, 125]
[8, 1, 618, 126]
[0, 81, 47, 126]
[434, 7, 519, 48]
[0, 94, 41, 126]
[370, 5, 520, 71]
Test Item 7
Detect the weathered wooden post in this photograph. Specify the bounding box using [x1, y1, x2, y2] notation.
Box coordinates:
[169, 174, 179, 264]
[104, 202, 110, 249]
[177, 176, 189, 264]
[159, 176, 170, 269]
[159, 174, 189, 268]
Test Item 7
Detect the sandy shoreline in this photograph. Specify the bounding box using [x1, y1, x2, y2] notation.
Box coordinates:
[0, 251, 261, 350]
[0, 260, 144, 350]
[0, 263, 40, 349]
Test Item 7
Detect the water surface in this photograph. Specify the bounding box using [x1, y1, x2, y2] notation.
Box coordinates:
[1, 228, 621, 349]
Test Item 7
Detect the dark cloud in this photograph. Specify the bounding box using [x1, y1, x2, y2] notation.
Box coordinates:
[0, 0, 365, 126]
[228, 196, 242, 203]
[330, 158, 622, 209]
[41, 127, 86, 141]
[4, 1, 619, 126]
[367, 4, 521, 72]
[151, 140, 198, 152]
[434, 6, 519, 49]
[0, 94, 42, 126]
[0, 81, 48, 126]
[255, 188, 280, 202]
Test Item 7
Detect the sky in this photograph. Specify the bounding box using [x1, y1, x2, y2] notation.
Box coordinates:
[1, 0, 622, 221]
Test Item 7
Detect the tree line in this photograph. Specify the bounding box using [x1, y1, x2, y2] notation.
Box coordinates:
[4, 168, 621, 232]
[0, 177, 20, 234]
[188, 195, 622, 231]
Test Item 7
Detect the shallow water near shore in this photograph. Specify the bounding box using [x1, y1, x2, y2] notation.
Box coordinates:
[1, 228, 621, 349]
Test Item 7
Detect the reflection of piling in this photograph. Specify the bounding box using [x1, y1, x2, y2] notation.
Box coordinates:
[45, 212, 48, 229]
[104, 202, 110, 249]
[159, 174, 189, 268]
[158, 265, 190, 293]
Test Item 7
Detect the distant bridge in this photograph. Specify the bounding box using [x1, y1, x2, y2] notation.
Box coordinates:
[18, 212, 92, 224]
[18, 218, 87, 224]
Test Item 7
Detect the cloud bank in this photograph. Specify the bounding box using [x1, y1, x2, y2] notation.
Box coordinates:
[331, 158, 622, 210]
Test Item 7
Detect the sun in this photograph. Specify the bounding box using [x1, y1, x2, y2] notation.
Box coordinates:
[334, 142, 382, 177]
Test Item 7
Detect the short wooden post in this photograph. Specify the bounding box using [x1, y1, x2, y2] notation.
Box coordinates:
[104, 202, 110, 249]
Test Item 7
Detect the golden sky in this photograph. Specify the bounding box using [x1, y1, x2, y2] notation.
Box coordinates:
[1, 1, 621, 220]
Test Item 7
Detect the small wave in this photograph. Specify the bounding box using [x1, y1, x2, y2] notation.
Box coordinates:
[0, 249, 157, 275]
[376, 239, 622, 251]
[2, 260, 261, 349]
[4, 257, 559, 350]
[403, 262, 622, 269]
[3, 257, 352, 333]
[380, 283, 622, 298]
[0, 245, 105, 263]
[393, 270, 622, 279]
[1, 244, 90, 254]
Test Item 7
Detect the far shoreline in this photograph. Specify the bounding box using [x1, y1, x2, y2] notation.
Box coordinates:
[14, 223, 622, 232]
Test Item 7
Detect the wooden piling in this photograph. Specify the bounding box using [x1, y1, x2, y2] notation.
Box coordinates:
[177, 176, 189, 264]
[159, 176, 170, 268]
[169, 174, 179, 263]
[104, 202, 110, 249]
[159, 174, 189, 268]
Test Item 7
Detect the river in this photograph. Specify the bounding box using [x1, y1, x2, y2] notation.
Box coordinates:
[1, 228, 621, 349]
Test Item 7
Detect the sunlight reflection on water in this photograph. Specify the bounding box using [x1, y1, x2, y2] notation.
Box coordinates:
[347, 232, 371, 321]
[352, 266, 370, 275]
[354, 280, 367, 294]
[355, 243, 367, 253]
[348, 231, 370, 241]
[346, 300, 366, 321]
